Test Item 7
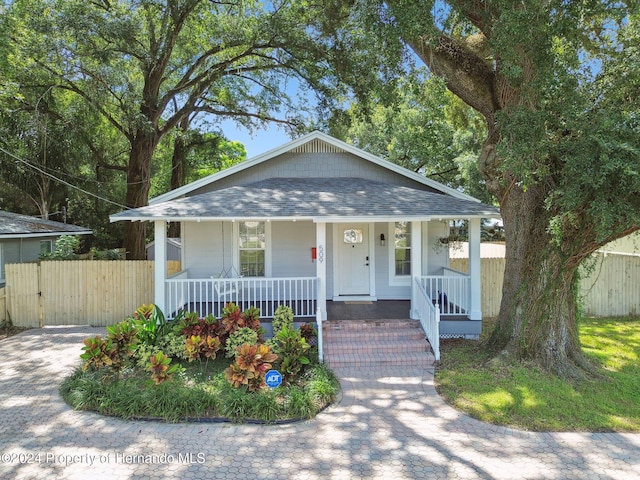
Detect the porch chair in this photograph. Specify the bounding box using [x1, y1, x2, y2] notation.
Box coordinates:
[213, 266, 243, 301]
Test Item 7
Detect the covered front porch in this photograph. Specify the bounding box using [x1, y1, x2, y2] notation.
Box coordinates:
[152, 215, 484, 363]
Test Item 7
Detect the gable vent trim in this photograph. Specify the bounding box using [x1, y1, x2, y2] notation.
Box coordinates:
[289, 138, 346, 154]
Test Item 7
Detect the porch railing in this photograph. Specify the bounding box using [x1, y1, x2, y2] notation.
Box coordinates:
[420, 268, 470, 316]
[165, 273, 318, 319]
[413, 276, 440, 361]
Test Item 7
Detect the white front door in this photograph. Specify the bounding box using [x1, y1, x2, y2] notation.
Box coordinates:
[338, 224, 370, 295]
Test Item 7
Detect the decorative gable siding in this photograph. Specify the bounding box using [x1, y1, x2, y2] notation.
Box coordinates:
[288, 138, 347, 154]
[189, 151, 440, 197]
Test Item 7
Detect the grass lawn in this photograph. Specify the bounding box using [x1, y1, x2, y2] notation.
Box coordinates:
[435, 316, 640, 432]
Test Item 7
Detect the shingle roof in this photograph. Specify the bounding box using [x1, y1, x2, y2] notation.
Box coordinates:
[0, 210, 92, 237]
[111, 178, 500, 222]
[151, 131, 478, 204]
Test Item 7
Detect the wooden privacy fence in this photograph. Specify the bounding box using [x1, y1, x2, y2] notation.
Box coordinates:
[450, 257, 505, 318]
[2, 255, 637, 328]
[0, 287, 6, 323]
[4, 261, 180, 328]
[451, 252, 640, 318]
[579, 252, 640, 317]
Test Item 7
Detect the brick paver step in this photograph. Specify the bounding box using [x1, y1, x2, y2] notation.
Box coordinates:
[325, 341, 427, 355]
[322, 319, 435, 368]
[323, 331, 426, 342]
[324, 351, 436, 368]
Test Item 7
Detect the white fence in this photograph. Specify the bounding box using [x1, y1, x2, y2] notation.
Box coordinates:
[165, 274, 318, 319]
[413, 277, 440, 360]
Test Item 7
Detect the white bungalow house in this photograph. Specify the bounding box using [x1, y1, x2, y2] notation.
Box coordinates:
[110, 131, 500, 360]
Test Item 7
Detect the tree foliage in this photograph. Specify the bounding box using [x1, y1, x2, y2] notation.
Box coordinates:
[331, 71, 492, 202]
[4, 0, 343, 257]
[324, 1, 640, 376]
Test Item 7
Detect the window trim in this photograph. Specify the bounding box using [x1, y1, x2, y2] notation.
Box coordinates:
[388, 221, 412, 286]
[233, 221, 271, 277]
[40, 239, 53, 257]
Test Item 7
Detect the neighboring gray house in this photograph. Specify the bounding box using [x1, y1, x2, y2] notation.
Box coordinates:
[146, 238, 182, 261]
[111, 131, 500, 360]
[0, 210, 92, 285]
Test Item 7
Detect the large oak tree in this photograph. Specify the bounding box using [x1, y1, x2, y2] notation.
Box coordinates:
[7, 0, 339, 258]
[330, 2, 640, 376]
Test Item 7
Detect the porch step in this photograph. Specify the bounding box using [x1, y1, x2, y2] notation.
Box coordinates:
[322, 319, 436, 368]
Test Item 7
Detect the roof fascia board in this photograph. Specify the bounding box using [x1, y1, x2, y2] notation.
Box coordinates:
[1, 231, 92, 239]
[111, 215, 317, 223]
[110, 213, 498, 224]
[313, 214, 498, 223]
[150, 131, 480, 204]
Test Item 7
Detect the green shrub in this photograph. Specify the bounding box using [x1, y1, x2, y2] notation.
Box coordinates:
[185, 335, 221, 363]
[304, 363, 340, 404]
[39, 235, 80, 260]
[272, 305, 294, 336]
[60, 368, 109, 411]
[156, 332, 187, 360]
[133, 333, 182, 366]
[299, 323, 317, 345]
[225, 327, 259, 358]
[147, 351, 183, 385]
[224, 343, 278, 392]
[80, 336, 119, 371]
[105, 320, 139, 363]
[271, 327, 310, 382]
[132, 304, 170, 346]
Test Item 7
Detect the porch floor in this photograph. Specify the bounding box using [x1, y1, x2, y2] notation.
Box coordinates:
[178, 299, 469, 322]
[326, 300, 411, 320]
[326, 300, 469, 321]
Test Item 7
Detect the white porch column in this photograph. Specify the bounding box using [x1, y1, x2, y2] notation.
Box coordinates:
[410, 221, 422, 319]
[469, 218, 482, 320]
[315, 222, 327, 321]
[154, 220, 167, 314]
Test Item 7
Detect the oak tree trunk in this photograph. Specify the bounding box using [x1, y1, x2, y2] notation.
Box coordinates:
[487, 183, 591, 377]
[122, 132, 158, 260]
[167, 130, 187, 239]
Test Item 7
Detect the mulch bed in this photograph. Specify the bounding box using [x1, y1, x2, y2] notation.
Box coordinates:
[0, 324, 30, 341]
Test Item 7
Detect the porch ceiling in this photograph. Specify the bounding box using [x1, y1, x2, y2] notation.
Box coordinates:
[110, 177, 500, 222]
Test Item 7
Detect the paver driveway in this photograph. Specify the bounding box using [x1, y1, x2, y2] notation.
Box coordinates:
[1, 326, 639, 479]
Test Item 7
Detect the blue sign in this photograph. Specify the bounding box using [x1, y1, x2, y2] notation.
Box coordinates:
[265, 370, 282, 388]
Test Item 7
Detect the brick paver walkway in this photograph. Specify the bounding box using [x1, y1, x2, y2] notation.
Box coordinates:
[1, 326, 639, 479]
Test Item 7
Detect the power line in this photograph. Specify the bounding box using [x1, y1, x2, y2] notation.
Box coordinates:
[0, 146, 130, 210]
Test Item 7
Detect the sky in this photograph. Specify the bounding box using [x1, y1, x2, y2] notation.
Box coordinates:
[222, 123, 294, 159]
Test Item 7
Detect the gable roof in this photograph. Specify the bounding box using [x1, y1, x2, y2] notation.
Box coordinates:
[0, 210, 92, 239]
[151, 131, 479, 205]
[111, 177, 500, 223]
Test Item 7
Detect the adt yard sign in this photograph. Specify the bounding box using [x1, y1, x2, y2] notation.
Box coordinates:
[265, 370, 282, 388]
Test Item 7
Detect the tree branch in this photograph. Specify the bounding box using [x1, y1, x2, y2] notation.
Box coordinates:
[193, 105, 301, 127]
